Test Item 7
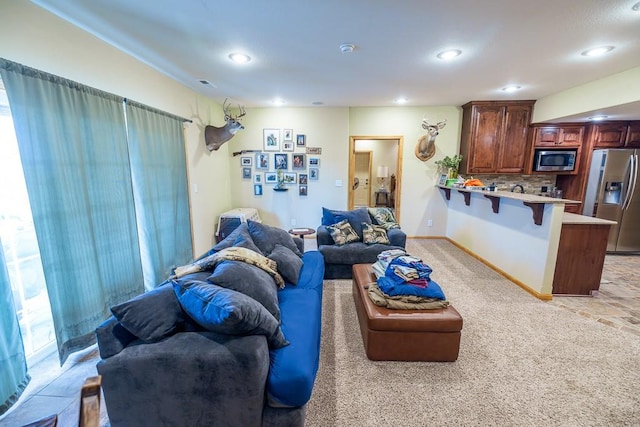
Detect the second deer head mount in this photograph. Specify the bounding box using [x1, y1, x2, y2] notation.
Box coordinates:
[415, 117, 447, 162]
[204, 99, 246, 151]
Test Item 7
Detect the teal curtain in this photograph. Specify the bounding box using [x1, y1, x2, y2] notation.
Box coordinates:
[126, 101, 193, 290]
[0, 59, 144, 364]
[0, 238, 30, 415]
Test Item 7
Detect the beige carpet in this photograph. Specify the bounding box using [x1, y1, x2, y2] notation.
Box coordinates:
[305, 239, 640, 427]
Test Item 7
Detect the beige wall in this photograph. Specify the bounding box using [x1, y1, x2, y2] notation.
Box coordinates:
[1, 1, 229, 256]
[533, 66, 640, 123]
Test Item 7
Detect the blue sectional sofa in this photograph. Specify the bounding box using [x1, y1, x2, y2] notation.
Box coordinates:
[96, 221, 325, 427]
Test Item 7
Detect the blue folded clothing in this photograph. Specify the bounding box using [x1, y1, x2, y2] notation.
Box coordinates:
[377, 276, 447, 300]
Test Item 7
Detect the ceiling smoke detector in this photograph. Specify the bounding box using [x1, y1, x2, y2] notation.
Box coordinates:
[339, 43, 355, 53]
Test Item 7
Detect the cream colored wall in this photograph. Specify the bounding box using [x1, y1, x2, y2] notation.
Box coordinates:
[350, 107, 461, 236]
[1, 1, 228, 256]
[533, 66, 640, 123]
[228, 107, 350, 229]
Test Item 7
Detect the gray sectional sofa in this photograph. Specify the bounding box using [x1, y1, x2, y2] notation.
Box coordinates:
[317, 207, 407, 279]
[96, 221, 325, 427]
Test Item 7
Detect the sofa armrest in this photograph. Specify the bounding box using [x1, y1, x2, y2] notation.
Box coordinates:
[316, 225, 334, 246]
[98, 332, 269, 427]
[388, 228, 407, 248]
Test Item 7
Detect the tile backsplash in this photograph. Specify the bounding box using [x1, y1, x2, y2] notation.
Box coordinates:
[463, 174, 557, 194]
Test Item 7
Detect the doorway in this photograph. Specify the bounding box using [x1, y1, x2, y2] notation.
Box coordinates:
[348, 136, 403, 222]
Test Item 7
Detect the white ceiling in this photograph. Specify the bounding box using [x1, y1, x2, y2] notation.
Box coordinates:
[32, 0, 640, 121]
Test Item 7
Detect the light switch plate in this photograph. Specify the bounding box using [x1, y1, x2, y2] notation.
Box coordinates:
[335, 180, 343, 187]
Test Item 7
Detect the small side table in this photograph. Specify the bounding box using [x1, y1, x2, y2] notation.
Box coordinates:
[375, 191, 390, 207]
[288, 227, 315, 251]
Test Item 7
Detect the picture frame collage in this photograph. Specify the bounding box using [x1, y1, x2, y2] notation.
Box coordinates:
[241, 128, 320, 196]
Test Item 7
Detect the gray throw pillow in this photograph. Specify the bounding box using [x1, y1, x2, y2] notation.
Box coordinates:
[208, 260, 280, 321]
[110, 282, 183, 342]
[268, 244, 303, 285]
[233, 230, 264, 255]
[172, 279, 288, 349]
[247, 220, 302, 257]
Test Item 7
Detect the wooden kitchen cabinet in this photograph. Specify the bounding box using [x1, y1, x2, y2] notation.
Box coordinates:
[532, 125, 584, 147]
[459, 100, 534, 174]
[592, 122, 628, 148]
[625, 122, 640, 148]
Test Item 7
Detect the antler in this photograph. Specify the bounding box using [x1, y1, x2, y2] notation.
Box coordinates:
[223, 98, 231, 120]
[236, 104, 246, 120]
[421, 115, 431, 130]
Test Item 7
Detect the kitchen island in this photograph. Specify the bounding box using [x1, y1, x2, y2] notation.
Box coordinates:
[436, 185, 614, 299]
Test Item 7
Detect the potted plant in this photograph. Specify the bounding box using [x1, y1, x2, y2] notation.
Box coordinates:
[435, 154, 463, 179]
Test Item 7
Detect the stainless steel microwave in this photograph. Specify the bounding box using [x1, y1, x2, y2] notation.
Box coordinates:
[533, 149, 577, 172]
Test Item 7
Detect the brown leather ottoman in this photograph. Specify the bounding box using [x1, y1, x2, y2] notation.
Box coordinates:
[352, 263, 463, 362]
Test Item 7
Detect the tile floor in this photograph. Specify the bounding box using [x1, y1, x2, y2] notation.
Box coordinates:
[1, 242, 638, 427]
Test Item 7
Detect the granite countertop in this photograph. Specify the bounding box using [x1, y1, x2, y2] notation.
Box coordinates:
[562, 212, 617, 225]
[436, 185, 581, 204]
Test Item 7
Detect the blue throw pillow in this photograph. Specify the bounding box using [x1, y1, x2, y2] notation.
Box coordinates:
[110, 282, 183, 342]
[172, 279, 289, 349]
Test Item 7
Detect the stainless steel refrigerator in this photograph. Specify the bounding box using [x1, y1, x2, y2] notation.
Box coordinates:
[583, 149, 640, 252]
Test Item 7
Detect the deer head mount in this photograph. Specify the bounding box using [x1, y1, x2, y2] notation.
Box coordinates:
[415, 118, 447, 162]
[204, 99, 246, 151]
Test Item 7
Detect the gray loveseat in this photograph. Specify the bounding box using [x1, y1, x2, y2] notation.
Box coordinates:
[317, 207, 406, 279]
[96, 221, 325, 427]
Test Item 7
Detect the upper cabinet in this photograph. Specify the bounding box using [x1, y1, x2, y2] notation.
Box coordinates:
[532, 125, 584, 148]
[625, 122, 640, 148]
[459, 100, 535, 174]
[592, 122, 628, 148]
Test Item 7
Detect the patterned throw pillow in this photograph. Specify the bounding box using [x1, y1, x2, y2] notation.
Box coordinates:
[326, 219, 360, 245]
[368, 207, 400, 230]
[362, 223, 391, 245]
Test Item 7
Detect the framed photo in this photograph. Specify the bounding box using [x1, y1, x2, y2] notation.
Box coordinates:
[265, 172, 277, 184]
[299, 185, 308, 196]
[299, 173, 308, 185]
[308, 157, 320, 167]
[263, 128, 280, 151]
[283, 129, 293, 141]
[292, 153, 305, 170]
[241, 156, 252, 166]
[296, 134, 306, 147]
[274, 153, 288, 170]
[254, 173, 262, 184]
[242, 167, 252, 179]
[253, 184, 263, 196]
[306, 147, 322, 155]
[309, 167, 319, 180]
[438, 174, 448, 186]
[283, 172, 297, 184]
[283, 141, 294, 152]
[255, 153, 269, 169]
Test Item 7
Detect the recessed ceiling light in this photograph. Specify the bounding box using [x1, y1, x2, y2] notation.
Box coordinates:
[272, 99, 285, 106]
[228, 53, 251, 64]
[395, 97, 408, 104]
[339, 43, 355, 53]
[588, 115, 609, 121]
[581, 46, 614, 57]
[501, 85, 522, 93]
[632, 1, 640, 11]
[436, 49, 462, 60]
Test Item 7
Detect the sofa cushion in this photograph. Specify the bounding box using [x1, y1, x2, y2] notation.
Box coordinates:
[322, 207, 371, 239]
[195, 222, 251, 260]
[267, 288, 322, 408]
[247, 220, 302, 257]
[208, 260, 281, 321]
[319, 242, 406, 265]
[362, 223, 390, 245]
[368, 207, 400, 230]
[268, 244, 303, 285]
[326, 219, 360, 245]
[173, 279, 288, 349]
[110, 282, 183, 342]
